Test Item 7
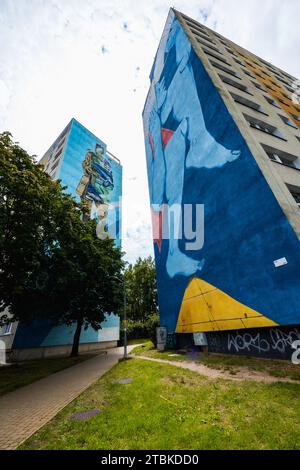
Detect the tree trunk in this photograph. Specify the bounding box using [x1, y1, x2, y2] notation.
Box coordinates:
[70, 318, 83, 357]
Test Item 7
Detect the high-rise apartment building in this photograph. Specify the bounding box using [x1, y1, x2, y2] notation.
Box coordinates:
[1, 119, 122, 360]
[40, 118, 122, 247]
[143, 9, 300, 359]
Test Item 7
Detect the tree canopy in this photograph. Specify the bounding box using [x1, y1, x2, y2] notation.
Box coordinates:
[124, 256, 158, 322]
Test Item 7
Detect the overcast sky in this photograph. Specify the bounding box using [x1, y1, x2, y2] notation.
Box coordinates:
[1, 0, 299, 263]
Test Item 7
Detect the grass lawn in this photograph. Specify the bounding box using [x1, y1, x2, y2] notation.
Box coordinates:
[127, 338, 150, 346]
[20, 357, 300, 450]
[132, 342, 300, 381]
[0, 354, 95, 396]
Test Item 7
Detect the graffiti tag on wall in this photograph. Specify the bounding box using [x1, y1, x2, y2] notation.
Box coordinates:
[227, 328, 300, 355]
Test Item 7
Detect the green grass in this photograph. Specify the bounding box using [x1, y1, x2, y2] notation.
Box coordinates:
[0, 354, 95, 396]
[20, 358, 300, 450]
[132, 343, 300, 381]
[130, 340, 155, 355]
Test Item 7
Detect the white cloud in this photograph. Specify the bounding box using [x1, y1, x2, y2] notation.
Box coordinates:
[0, 0, 299, 262]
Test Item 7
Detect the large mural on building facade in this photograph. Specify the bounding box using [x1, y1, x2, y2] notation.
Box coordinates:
[143, 11, 300, 336]
[60, 119, 122, 247]
[12, 119, 122, 350]
[76, 142, 115, 238]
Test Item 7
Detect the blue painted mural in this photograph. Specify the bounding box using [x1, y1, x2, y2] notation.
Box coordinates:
[12, 119, 122, 349]
[143, 11, 300, 336]
[58, 119, 122, 247]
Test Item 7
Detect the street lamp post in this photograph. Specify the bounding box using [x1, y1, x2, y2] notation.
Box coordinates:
[112, 275, 127, 359]
[123, 278, 127, 359]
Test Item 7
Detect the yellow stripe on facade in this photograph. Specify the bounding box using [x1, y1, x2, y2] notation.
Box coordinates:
[176, 277, 278, 333]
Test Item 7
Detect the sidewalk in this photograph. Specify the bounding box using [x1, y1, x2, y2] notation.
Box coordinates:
[0, 346, 132, 450]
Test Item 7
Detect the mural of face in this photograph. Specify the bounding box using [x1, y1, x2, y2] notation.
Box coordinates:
[147, 17, 241, 280]
[144, 12, 300, 336]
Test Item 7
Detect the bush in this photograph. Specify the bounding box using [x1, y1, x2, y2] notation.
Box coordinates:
[120, 313, 159, 346]
[146, 313, 160, 346]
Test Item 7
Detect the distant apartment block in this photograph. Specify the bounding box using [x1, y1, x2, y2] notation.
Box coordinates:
[1, 119, 122, 360]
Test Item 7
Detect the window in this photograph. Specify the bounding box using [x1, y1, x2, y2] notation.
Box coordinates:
[230, 92, 267, 115]
[267, 152, 282, 163]
[234, 58, 244, 66]
[225, 48, 237, 57]
[252, 81, 266, 92]
[56, 127, 69, 145]
[57, 137, 66, 150]
[243, 69, 256, 79]
[262, 70, 272, 78]
[278, 114, 298, 129]
[51, 160, 60, 172]
[260, 58, 272, 68]
[190, 26, 210, 39]
[287, 187, 300, 207]
[189, 24, 210, 38]
[281, 71, 296, 81]
[263, 95, 281, 109]
[291, 113, 300, 123]
[184, 16, 208, 34]
[264, 150, 297, 169]
[197, 39, 220, 54]
[255, 71, 264, 79]
[274, 75, 291, 87]
[202, 48, 229, 65]
[53, 147, 63, 161]
[0, 323, 12, 335]
[195, 33, 216, 45]
[214, 32, 224, 40]
[210, 60, 239, 78]
[265, 83, 277, 92]
[266, 65, 276, 74]
[219, 74, 252, 95]
[277, 97, 291, 107]
[292, 192, 300, 204]
[244, 114, 286, 140]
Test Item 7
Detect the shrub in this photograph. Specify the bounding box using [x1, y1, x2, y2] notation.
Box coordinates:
[120, 313, 159, 346]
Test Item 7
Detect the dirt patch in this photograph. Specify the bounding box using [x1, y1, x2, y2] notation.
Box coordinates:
[133, 355, 300, 384]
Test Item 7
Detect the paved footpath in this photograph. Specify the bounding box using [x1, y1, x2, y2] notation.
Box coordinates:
[0, 346, 134, 450]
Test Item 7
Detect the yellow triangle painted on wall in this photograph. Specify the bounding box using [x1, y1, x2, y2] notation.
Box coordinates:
[176, 277, 278, 333]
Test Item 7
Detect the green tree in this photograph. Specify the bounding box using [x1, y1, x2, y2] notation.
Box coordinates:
[0, 132, 124, 356]
[46, 218, 124, 356]
[124, 256, 158, 322]
[0, 131, 73, 322]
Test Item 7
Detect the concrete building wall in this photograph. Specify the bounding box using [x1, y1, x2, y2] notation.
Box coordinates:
[9, 340, 118, 362]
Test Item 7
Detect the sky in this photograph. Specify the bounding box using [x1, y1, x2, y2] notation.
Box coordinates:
[1, 0, 300, 263]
